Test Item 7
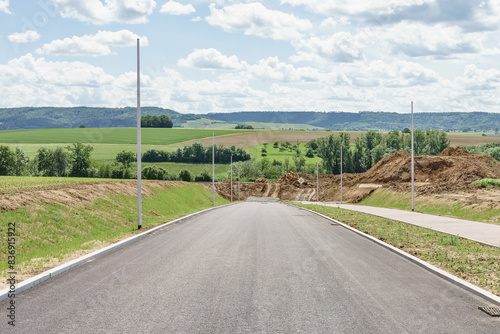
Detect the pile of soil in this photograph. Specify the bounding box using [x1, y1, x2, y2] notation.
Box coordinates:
[358, 148, 500, 185]
[215, 147, 500, 203]
[439, 146, 471, 156]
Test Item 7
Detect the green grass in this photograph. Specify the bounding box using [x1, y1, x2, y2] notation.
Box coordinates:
[359, 189, 500, 225]
[0, 176, 130, 193]
[292, 203, 500, 296]
[473, 178, 500, 188]
[0, 128, 251, 145]
[247, 143, 322, 164]
[0, 182, 229, 278]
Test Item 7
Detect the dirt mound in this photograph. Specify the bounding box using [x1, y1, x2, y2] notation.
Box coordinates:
[439, 146, 471, 156]
[0, 181, 184, 212]
[215, 150, 500, 204]
[358, 150, 500, 185]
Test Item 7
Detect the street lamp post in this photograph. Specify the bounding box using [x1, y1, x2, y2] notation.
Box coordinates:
[136, 38, 142, 230]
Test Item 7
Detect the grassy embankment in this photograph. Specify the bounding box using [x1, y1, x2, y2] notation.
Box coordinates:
[292, 203, 500, 297]
[0, 178, 229, 283]
[358, 188, 500, 225]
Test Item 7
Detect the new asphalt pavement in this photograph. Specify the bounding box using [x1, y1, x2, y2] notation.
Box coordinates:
[2, 201, 498, 333]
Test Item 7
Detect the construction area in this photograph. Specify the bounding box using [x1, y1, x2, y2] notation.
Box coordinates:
[215, 147, 500, 212]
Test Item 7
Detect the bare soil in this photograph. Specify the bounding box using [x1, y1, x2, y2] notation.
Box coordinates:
[215, 147, 500, 211]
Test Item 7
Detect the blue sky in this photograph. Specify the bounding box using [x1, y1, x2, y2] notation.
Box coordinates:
[0, 0, 499, 114]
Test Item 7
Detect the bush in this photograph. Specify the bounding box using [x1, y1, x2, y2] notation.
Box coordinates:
[194, 170, 212, 182]
[179, 169, 192, 182]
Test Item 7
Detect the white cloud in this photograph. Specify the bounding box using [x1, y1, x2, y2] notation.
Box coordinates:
[293, 32, 365, 63]
[281, 0, 433, 16]
[0, 0, 11, 14]
[178, 48, 245, 70]
[320, 17, 350, 27]
[379, 22, 478, 57]
[460, 64, 500, 90]
[36, 30, 148, 56]
[160, 1, 195, 15]
[53, 0, 156, 24]
[8, 30, 41, 43]
[206, 2, 312, 40]
[248, 57, 321, 82]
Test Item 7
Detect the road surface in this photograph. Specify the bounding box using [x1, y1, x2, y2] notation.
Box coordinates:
[2, 202, 498, 333]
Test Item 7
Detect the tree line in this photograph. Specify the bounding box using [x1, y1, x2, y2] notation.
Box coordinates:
[142, 142, 251, 164]
[141, 115, 173, 128]
[314, 129, 450, 174]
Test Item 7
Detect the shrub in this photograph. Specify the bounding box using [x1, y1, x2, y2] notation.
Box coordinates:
[179, 169, 192, 182]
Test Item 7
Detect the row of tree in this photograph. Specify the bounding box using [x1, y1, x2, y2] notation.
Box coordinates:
[313, 129, 450, 174]
[142, 142, 251, 164]
[0, 143, 94, 177]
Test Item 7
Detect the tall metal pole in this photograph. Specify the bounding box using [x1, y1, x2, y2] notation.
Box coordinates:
[238, 168, 240, 201]
[137, 38, 142, 230]
[411, 101, 415, 211]
[230, 155, 233, 202]
[316, 161, 319, 202]
[212, 132, 215, 206]
[340, 145, 343, 203]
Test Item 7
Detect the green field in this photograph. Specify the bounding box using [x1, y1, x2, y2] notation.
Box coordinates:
[0, 128, 251, 145]
[248, 143, 322, 165]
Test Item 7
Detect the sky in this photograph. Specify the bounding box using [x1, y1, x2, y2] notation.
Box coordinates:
[0, 0, 500, 114]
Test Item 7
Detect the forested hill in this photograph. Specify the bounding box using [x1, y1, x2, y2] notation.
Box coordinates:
[0, 107, 198, 130]
[208, 111, 500, 132]
[1, 107, 499, 131]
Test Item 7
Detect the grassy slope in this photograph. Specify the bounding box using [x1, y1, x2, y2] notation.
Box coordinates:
[0, 176, 131, 192]
[0, 181, 229, 278]
[359, 189, 500, 225]
[293, 203, 500, 296]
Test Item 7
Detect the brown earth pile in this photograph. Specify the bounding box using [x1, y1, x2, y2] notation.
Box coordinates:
[215, 147, 500, 203]
[439, 146, 471, 156]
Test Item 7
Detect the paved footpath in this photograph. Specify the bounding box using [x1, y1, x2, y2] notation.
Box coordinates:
[299, 202, 500, 247]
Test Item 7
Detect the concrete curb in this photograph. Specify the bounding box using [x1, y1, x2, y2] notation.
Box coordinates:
[0, 202, 237, 302]
[288, 203, 500, 307]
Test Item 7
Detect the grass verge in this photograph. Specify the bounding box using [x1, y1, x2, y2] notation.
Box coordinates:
[359, 189, 500, 225]
[292, 203, 500, 297]
[0, 182, 229, 286]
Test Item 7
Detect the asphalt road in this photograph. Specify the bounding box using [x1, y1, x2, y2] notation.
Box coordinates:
[2, 202, 499, 333]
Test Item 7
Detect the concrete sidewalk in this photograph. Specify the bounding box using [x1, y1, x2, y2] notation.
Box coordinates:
[299, 202, 500, 247]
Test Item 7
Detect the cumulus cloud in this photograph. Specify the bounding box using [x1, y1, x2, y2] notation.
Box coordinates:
[178, 48, 245, 70]
[248, 57, 321, 82]
[36, 30, 148, 56]
[281, 0, 434, 17]
[206, 2, 312, 40]
[378, 22, 478, 57]
[0, 0, 11, 14]
[160, 1, 195, 15]
[293, 32, 365, 63]
[53, 0, 156, 24]
[8, 30, 41, 43]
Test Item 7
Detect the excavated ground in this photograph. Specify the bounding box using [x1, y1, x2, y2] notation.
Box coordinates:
[215, 147, 500, 210]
